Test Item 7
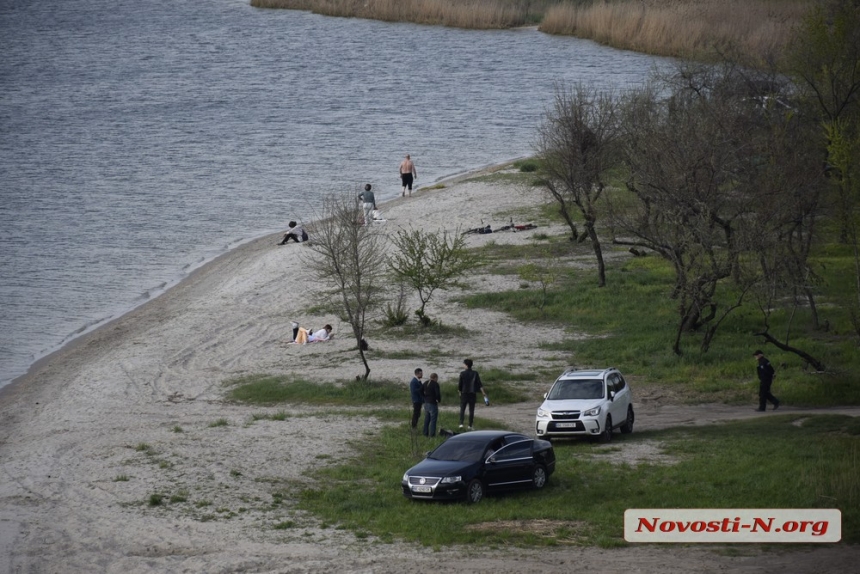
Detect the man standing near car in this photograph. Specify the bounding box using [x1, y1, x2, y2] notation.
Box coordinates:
[422, 373, 441, 437]
[458, 359, 487, 430]
[409, 368, 424, 430]
[754, 350, 780, 411]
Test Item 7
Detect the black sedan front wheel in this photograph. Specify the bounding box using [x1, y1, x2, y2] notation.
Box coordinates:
[466, 479, 484, 503]
[532, 465, 547, 489]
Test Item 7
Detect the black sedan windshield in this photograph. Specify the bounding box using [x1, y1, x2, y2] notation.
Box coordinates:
[429, 439, 487, 462]
[548, 379, 604, 400]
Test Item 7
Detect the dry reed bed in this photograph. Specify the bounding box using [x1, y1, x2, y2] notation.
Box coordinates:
[541, 0, 814, 64]
[252, 0, 547, 29]
[252, 0, 816, 65]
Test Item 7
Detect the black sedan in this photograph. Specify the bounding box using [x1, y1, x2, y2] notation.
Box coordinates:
[401, 430, 556, 503]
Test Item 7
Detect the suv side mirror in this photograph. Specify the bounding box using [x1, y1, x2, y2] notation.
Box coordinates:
[543, 392, 548, 399]
[609, 390, 616, 401]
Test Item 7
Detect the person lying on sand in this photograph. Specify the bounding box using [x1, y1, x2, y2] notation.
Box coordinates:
[291, 324, 333, 344]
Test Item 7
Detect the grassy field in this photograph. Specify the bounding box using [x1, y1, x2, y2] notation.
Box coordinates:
[252, 0, 816, 65]
[294, 414, 859, 546]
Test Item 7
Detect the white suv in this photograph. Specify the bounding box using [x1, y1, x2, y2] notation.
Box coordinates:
[535, 368, 634, 442]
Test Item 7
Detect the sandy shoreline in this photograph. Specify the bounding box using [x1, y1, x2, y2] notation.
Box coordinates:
[1, 172, 857, 573]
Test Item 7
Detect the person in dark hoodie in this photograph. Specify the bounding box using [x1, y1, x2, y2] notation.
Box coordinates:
[753, 350, 780, 411]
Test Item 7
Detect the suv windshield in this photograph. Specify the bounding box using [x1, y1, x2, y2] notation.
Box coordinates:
[429, 439, 487, 462]
[547, 379, 604, 400]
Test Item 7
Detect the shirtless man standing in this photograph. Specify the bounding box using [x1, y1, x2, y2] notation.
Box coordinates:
[399, 154, 417, 197]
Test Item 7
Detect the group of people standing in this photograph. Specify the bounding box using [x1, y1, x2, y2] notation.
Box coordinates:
[410, 359, 488, 437]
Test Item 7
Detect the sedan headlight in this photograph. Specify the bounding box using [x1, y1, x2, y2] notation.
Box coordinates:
[440, 476, 461, 484]
[402, 472, 409, 482]
[537, 408, 549, 418]
[583, 406, 601, 417]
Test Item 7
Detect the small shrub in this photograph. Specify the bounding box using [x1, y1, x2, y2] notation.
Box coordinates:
[113, 474, 129, 482]
[209, 418, 229, 428]
[172, 425, 183, 433]
[148, 493, 165, 506]
[274, 520, 296, 530]
[383, 301, 409, 326]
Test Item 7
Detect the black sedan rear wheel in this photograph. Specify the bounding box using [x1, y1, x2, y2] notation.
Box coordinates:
[532, 464, 547, 489]
[466, 479, 484, 503]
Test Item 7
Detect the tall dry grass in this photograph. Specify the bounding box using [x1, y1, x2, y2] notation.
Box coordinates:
[252, 0, 815, 65]
[252, 0, 550, 29]
[540, 0, 815, 65]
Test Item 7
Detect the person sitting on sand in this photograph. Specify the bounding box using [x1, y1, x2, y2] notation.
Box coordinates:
[277, 221, 308, 245]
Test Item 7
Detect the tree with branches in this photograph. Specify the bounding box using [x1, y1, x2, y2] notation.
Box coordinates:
[388, 227, 480, 326]
[535, 84, 620, 287]
[304, 191, 387, 380]
[612, 64, 827, 356]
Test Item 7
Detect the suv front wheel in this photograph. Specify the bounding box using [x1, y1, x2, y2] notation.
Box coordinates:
[598, 415, 613, 443]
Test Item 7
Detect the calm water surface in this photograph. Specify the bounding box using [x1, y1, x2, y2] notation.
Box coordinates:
[0, 0, 673, 388]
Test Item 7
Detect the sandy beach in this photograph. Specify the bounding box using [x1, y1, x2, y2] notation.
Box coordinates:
[1, 172, 858, 573]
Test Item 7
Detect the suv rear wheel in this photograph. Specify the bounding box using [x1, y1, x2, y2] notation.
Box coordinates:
[620, 405, 634, 434]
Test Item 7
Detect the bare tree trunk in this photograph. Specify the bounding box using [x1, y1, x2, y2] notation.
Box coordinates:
[585, 219, 605, 287]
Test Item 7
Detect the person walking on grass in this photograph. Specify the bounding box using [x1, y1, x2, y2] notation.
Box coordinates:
[754, 349, 780, 411]
[422, 373, 441, 437]
[409, 368, 424, 430]
[399, 154, 417, 197]
[458, 358, 487, 430]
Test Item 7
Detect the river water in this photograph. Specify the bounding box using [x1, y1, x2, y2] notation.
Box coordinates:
[0, 0, 673, 388]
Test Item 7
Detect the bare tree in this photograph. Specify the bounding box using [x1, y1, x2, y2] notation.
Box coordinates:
[612, 63, 829, 356]
[388, 227, 480, 326]
[535, 84, 620, 287]
[305, 191, 387, 380]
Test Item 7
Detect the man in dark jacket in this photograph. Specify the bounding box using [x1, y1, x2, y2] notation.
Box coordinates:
[422, 373, 441, 437]
[410, 368, 424, 429]
[754, 350, 780, 411]
[458, 358, 488, 430]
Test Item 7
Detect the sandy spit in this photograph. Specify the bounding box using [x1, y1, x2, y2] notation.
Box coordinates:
[1, 171, 857, 573]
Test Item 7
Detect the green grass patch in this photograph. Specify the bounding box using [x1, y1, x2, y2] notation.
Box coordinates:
[251, 411, 290, 422]
[227, 374, 529, 406]
[461, 250, 860, 407]
[209, 418, 229, 428]
[296, 415, 860, 546]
